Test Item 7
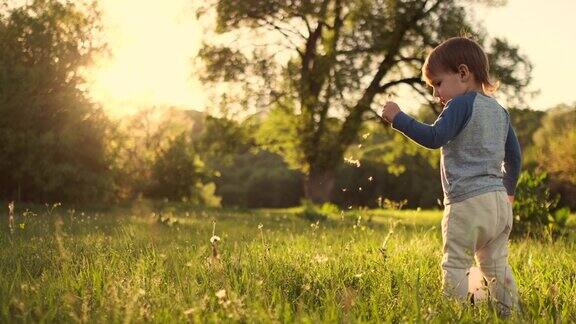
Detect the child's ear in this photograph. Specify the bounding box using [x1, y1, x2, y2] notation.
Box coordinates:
[458, 64, 470, 82]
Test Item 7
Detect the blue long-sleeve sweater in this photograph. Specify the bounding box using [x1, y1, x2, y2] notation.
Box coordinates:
[391, 91, 521, 204]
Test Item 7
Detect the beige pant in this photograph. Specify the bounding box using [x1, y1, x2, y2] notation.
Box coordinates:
[441, 191, 518, 312]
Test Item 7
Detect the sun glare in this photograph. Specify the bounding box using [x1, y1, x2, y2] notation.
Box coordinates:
[83, 0, 576, 118]
[85, 0, 207, 117]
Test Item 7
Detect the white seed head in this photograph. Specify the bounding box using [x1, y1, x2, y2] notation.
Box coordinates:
[210, 235, 221, 244]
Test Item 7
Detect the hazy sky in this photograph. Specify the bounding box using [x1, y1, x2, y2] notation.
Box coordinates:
[86, 0, 205, 116]
[85, 0, 576, 116]
[475, 0, 576, 110]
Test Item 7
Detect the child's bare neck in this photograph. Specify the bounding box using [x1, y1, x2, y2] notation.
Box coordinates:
[465, 82, 486, 96]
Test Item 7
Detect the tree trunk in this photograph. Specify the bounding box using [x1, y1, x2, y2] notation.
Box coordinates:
[304, 168, 335, 204]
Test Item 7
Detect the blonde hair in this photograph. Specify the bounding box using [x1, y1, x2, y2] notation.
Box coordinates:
[422, 37, 498, 94]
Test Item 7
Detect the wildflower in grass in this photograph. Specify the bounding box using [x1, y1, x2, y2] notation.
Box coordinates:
[216, 289, 232, 308]
[313, 254, 328, 263]
[8, 201, 14, 233]
[215, 289, 226, 299]
[257, 223, 268, 253]
[210, 235, 221, 257]
[209, 220, 222, 259]
[183, 308, 195, 316]
[362, 133, 370, 139]
[45, 202, 61, 216]
[310, 221, 320, 232]
[379, 220, 399, 260]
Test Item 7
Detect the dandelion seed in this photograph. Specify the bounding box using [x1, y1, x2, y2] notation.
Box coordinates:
[342, 188, 347, 192]
[362, 133, 370, 139]
[357, 144, 362, 148]
[358, 187, 362, 191]
[258, 223, 263, 229]
[368, 176, 373, 181]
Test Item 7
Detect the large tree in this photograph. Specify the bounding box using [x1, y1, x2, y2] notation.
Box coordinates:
[0, 0, 111, 202]
[198, 0, 532, 203]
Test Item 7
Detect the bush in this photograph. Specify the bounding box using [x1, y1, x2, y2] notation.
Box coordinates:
[296, 200, 339, 222]
[512, 171, 566, 238]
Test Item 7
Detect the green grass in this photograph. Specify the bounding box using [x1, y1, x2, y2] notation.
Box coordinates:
[1, 202, 575, 323]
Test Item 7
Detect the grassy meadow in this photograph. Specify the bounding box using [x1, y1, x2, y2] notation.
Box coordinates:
[1, 202, 575, 323]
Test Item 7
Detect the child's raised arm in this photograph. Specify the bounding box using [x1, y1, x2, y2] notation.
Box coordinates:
[381, 95, 473, 149]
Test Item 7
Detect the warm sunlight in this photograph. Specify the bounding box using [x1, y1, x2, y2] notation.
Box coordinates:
[84, 0, 576, 117]
[85, 0, 206, 117]
[475, 0, 576, 110]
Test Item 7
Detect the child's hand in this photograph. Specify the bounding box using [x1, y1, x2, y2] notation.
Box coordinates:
[381, 101, 401, 124]
[508, 195, 514, 205]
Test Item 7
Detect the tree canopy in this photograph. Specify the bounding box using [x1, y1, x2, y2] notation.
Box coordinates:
[0, 0, 110, 202]
[198, 0, 532, 202]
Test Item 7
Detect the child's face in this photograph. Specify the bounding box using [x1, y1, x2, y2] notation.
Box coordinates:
[428, 71, 469, 106]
